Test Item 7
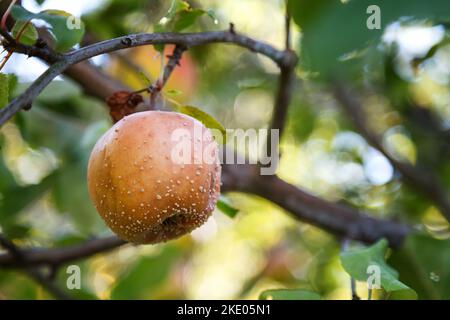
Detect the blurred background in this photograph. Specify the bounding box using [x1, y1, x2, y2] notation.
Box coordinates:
[0, 0, 449, 299]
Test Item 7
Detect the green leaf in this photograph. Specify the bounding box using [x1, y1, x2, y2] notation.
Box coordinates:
[0, 269, 40, 299]
[288, 0, 329, 28]
[340, 239, 417, 299]
[290, 101, 316, 142]
[0, 223, 30, 239]
[11, 20, 38, 45]
[167, 0, 190, 19]
[156, 0, 216, 33]
[289, 0, 450, 79]
[165, 89, 183, 97]
[0, 73, 18, 109]
[259, 289, 321, 300]
[11, 6, 85, 52]
[36, 80, 81, 103]
[52, 163, 103, 235]
[54, 261, 98, 299]
[173, 105, 226, 143]
[153, 23, 166, 53]
[237, 78, 266, 89]
[7, 73, 18, 99]
[389, 234, 450, 299]
[206, 9, 219, 24]
[137, 71, 152, 86]
[0, 172, 57, 219]
[0, 149, 17, 191]
[172, 9, 205, 32]
[53, 234, 89, 247]
[0, 73, 9, 109]
[16, 104, 83, 153]
[111, 245, 181, 299]
[79, 120, 110, 153]
[217, 195, 239, 218]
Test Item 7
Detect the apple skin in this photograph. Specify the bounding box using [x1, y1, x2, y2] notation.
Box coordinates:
[87, 111, 221, 244]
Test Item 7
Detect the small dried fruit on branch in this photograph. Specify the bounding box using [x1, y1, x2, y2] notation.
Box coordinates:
[106, 91, 144, 122]
[87, 111, 221, 244]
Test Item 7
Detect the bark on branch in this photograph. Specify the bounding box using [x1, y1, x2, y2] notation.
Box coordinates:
[0, 236, 125, 268]
[0, 30, 296, 126]
[0, 27, 411, 272]
[0, 165, 409, 268]
[0, 234, 73, 299]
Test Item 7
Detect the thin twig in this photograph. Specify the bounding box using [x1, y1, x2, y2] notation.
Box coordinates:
[0, 49, 13, 70]
[0, 24, 15, 43]
[342, 239, 360, 300]
[0, 19, 33, 71]
[284, 1, 291, 50]
[149, 44, 187, 110]
[368, 288, 373, 300]
[263, 3, 297, 168]
[0, 0, 17, 31]
[264, 59, 297, 167]
[161, 45, 187, 87]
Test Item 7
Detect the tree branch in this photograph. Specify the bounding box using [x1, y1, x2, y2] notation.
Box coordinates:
[0, 28, 412, 271]
[0, 164, 410, 269]
[333, 82, 450, 222]
[264, 5, 297, 165]
[0, 30, 296, 126]
[1, 28, 125, 100]
[265, 59, 297, 163]
[161, 44, 187, 87]
[222, 163, 410, 247]
[0, 234, 73, 299]
[0, 236, 126, 268]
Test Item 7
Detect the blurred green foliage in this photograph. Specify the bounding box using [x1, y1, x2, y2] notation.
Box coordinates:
[0, 0, 449, 300]
[289, 0, 450, 79]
